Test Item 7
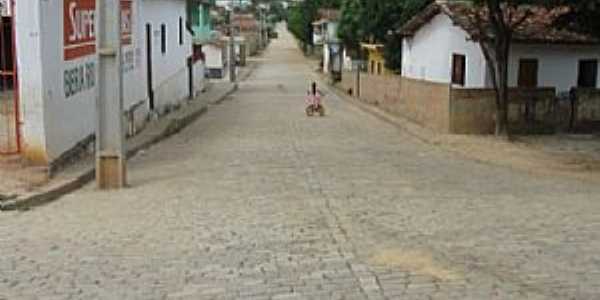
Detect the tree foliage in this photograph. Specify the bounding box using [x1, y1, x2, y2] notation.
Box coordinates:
[338, 0, 432, 71]
[267, 1, 287, 22]
[287, 0, 341, 50]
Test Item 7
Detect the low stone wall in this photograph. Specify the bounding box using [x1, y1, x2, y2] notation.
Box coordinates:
[358, 72, 390, 106]
[574, 88, 600, 131]
[352, 71, 566, 134]
[339, 71, 355, 95]
[396, 77, 450, 133]
[358, 73, 451, 133]
[242, 33, 260, 56]
[450, 88, 557, 134]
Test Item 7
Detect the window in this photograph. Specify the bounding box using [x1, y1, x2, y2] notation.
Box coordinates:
[161, 24, 167, 54]
[179, 17, 183, 45]
[377, 62, 382, 75]
[518, 59, 538, 88]
[578, 59, 598, 88]
[451, 54, 466, 86]
[370, 60, 375, 74]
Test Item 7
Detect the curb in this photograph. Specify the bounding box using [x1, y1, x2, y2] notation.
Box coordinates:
[1, 87, 236, 212]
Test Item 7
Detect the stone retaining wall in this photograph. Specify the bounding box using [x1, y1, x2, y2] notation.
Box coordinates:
[345, 71, 597, 134]
[573, 88, 600, 132]
[450, 88, 557, 134]
[357, 73, 451, 133]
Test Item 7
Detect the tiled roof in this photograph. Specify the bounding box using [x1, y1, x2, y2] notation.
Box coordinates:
[317, 9, 340, 21]
[232, 14, 259, 31]
[399, 3, 600, 45]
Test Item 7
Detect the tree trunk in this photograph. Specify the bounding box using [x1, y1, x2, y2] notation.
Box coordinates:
[495, 53, 509, 136]
[494, 33, 511, 137]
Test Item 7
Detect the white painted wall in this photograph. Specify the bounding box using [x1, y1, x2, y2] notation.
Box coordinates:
[39, 0, 98, 163]
[326, 22, 338, 43]
[509, 44, 600, 93]
[15, 0, 47, 162]
[323, 45, 330, 73]
[140, 0, 191, 110]
[402, 12, 600, 93]
[342, 48, 353, 71]
[15, 0, 192, 164]
[192, 61, 206, 96]
[204, 44, 226, 69]
[402, 14, 487, 88]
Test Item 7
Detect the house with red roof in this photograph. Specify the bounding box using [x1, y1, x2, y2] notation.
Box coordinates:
[399, 1, 600, 93]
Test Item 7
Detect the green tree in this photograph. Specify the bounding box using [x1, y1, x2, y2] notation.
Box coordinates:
[468, 0, 568, 135]
[338, 0, 431, 71]
[287, 0, 341, 53]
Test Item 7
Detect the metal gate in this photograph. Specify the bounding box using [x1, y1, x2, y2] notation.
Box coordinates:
[0, 0, 19, 155]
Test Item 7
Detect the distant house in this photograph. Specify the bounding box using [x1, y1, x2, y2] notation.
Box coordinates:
[312, 9, 343, 75]
[399, 1, 600, 93]
[188, 0, 216, 46]
[204, 38, 229, 78]
[361, 43, 388, 76]
[232, 14, 260, 56]
[188, 0, 217, 96]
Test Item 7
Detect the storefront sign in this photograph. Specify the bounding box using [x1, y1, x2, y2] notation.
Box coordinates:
[64, 0, 96, 61]
[64, 0, 135, 98]
[121, 0, 133, 46]
[64, 0, 133, 60]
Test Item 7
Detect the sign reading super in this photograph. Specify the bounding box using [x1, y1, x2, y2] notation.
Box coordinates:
[64, 0, 96, 60]
[63, 0, 133, 61]
[63, 0, 133, 98]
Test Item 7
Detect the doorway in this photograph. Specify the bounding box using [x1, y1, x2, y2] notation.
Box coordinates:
[578, 59, 598, 88]
[0, 4, 19, 155]
[518, 59, 539, 88]
[146, 23, 155, 110]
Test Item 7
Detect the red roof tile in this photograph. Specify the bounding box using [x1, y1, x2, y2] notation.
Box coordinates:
[399, 3, 600, 45]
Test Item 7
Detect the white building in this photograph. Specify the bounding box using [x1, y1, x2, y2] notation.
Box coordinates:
[312, 9, 342, 75]
[8, 0, 194, 165]
[399, 2, 600, 93]
[203, 39, 228, 79]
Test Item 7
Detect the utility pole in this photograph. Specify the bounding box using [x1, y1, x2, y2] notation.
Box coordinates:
[96, 0, 126, 189]
[229, 1, 237, 84]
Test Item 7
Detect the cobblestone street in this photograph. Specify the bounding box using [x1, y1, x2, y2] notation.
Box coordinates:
[2, 27, 600, 300]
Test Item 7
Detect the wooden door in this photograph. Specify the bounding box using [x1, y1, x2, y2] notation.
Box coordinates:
[518, 59, 538, 88]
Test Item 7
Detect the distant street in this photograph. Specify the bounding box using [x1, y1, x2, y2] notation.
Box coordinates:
[1, 26, 600, 300]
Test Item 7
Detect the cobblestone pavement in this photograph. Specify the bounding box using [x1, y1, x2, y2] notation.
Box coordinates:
[2, 27, 600, 300]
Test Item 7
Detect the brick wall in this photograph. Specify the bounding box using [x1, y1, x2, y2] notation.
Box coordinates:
[397, 77, 450, 133]
[353, 71, 562, 134]
[450, 88, 557, 134]
[339, 71, 355, 95]
[358, 72, 392, 106]
[358, 73, 451, 133]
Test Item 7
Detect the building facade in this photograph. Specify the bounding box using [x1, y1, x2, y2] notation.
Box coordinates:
[400, 3, 600, 93]
[11, 0, 193, 165]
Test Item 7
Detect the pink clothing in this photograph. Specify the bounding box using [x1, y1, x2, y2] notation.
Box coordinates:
[305, 94, 322, 106]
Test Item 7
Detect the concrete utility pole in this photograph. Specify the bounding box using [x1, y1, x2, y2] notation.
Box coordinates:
[229, 2, 237, 84]
[96, 0, 126, 189]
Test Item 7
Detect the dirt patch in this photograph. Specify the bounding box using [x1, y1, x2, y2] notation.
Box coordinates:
[370, 249, 460, 281]
[327, 80, 600, 183]
[439, 134, 600, 182]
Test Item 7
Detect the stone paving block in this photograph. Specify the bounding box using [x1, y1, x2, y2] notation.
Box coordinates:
[0, 24, 599, 300]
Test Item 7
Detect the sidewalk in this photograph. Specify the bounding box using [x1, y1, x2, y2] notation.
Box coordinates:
[0, 80, 239, 211]
[318, 71, 600, 183]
